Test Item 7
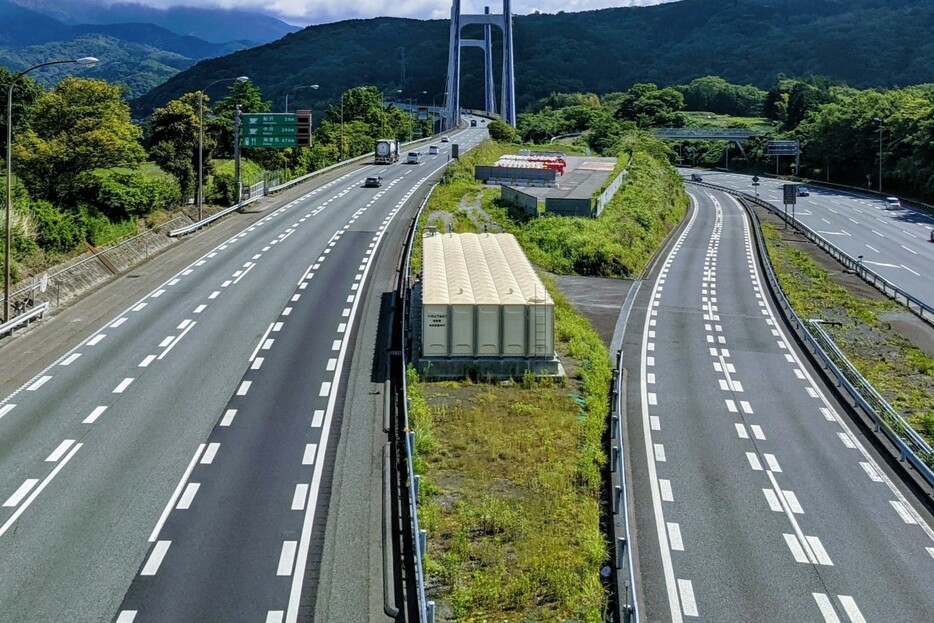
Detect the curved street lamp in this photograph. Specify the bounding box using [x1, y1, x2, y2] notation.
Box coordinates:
[285, 84, 318, 114]
[197, 76, 249, 223]
[5, 56, 98, 322]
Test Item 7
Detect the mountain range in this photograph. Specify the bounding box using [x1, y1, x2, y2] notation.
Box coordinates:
[129, 0, 934, 117]
[0, 0, 298, 98]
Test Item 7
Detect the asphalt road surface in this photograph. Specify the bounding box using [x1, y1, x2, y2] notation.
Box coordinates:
[0, 126, 489, 623]
[623, 186, 934, 622]
[686, 169, 934, 310]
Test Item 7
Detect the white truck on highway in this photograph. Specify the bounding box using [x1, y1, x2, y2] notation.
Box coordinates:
[374, 139, 400, 164]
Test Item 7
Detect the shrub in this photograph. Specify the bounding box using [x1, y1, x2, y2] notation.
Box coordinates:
[29, 200, 84, 253]
[76, 169, 181, 219]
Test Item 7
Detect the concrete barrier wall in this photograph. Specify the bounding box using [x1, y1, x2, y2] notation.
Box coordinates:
[544, 197, 593, 217]
[501, 185, 539, 216]
[3, 214, 189, 312]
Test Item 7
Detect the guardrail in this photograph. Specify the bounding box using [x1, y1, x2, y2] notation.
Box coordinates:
[725, 185, 934, 494]
[691, 181, 934, 326]
[0, 302, 50, 337]
[611, 350, 640, 623]
[399, 183, 440, 623]
[173, 134, 453, 238]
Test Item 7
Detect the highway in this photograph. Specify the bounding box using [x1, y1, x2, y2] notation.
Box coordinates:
[686, 169, 934, 309]
[0, 126, 487, 623]
[623, 186, 934, 622]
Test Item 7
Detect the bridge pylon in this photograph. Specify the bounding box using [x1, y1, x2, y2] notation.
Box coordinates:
[445, 0, 516, 129]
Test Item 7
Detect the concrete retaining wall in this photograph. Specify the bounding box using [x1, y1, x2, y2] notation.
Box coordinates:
[501, 185, 540, 216]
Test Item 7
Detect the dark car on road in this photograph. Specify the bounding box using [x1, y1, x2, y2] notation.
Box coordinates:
[797, 185, 810, 196]
[691, 173, 703, 182]
[364, 176, 382, 188]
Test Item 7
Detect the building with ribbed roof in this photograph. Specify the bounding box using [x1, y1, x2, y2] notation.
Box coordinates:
[415, 232, 559, 378]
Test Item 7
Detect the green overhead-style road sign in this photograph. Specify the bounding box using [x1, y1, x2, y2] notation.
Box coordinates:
[241, 135, 297, 148]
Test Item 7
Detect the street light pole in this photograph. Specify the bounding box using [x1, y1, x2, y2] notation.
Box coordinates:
[197, 76, 248, 223]
[285, 84, 319, 113]
[874, 117, 884, 193]
[5, 56, 97, 322]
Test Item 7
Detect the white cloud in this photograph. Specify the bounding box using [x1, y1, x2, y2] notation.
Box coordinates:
[98, 1, 679, 25]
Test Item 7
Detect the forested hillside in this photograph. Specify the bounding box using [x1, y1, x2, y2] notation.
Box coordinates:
[133, 0, 934, 115]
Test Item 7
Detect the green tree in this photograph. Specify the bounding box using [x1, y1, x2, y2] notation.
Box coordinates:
[0, 68, 43, 161]
[487, 120, 518, 142]
[11, 77, 144, 205]
[149, 92, 206, 200]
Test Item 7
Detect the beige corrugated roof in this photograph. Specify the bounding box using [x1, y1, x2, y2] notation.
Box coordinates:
[422, 233, 553, 306]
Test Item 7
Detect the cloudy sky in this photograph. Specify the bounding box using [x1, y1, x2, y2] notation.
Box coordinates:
[103, 0, 678, 25]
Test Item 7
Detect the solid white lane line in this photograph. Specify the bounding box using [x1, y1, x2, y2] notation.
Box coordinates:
[277, 541, 299, 575]
[141, 540, 171, 575]
[27, 376, 52, 391]
[784, 533, 809, 563]
[807, 535, 833, 565]
[149, 444, 205, 541]
[890, 500, 918, 524]
[60, 353, 82, 366]
[158, 322, 196, 360]
[813, 593, 842, 623]
[677, 579, 698, 617]
[763, 489, 782, 512]
[837, 432, 855, 448]
[0, 443, 81, 538]
[46, 439, 76, 462]
[237, 381, 251, 395]
[859, 462, 882, 482]
[783, 490, 804, 514]
[838, 595, 867, 623]
[200, 443, 220, 465]
[139, 355, 156, 368]
[221, 409, 237, 426]
[113, 378, 134, 393]
[667, 522, 684, 551]
[302, 444, 318, 465]
[3, 479, 40, 507]
[176, 483, 200, 510]
[659, 479, 673, 502]
[83, 406, 107, 424]
[0, 404, 15, 419]
[292, 484, 309, 510]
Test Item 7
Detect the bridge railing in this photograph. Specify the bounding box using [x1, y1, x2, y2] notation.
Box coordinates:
[695, 180, 934, 493]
